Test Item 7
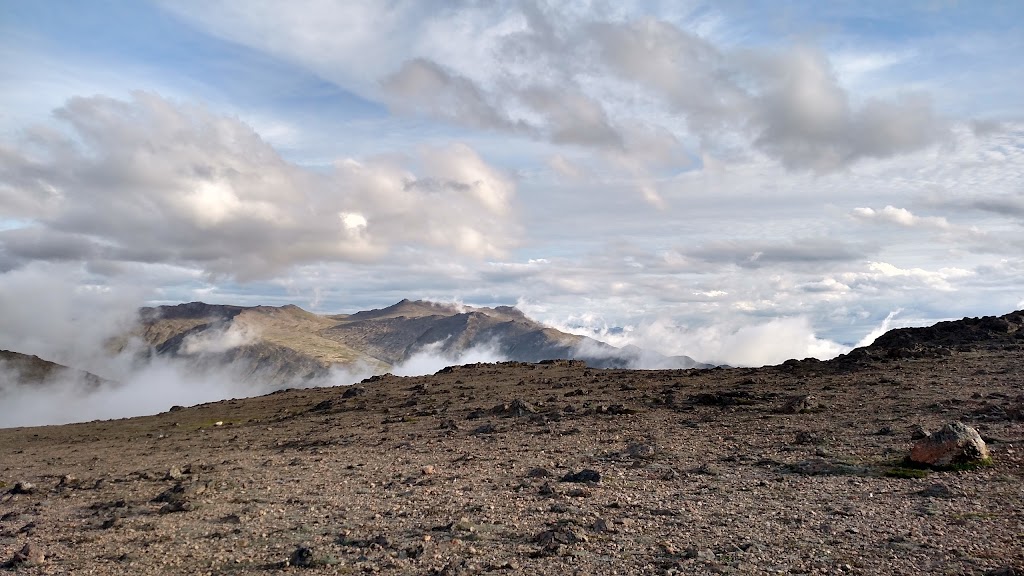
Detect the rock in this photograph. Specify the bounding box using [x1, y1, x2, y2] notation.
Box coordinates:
[624, 441, 657, 460]
[10, 481, 35, 495]
[288, 545, 315, 568]
[342, 386, 366, 398]
[780, 394, 820, 414]
[100, 516, 121, 529]
[917, 482, 955, 498]
[491, 399, 537, 417]
[535, 525, 582, 547]
[560, 469, 600, 483]
[166, 466, 185, 481]
[909, 421, 991, 468]
[471, 423, 498, 435]
[910, 424, 929, 440]
[526, 467, 552, 478]
[421, 465, 436, 476]
[56, 474, 81, 490]
[794, 431, 821, 445]
[152, 480, 205, 513]
[3, 542, 44, 567]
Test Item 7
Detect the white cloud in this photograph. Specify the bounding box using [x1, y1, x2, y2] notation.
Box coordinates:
[0, 93, 520, 279]
[852, 205, 950, 229]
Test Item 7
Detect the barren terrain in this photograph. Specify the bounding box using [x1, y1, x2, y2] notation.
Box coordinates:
[2, 313, 1023, 575]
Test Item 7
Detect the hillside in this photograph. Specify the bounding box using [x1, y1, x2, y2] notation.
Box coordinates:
[0, 350, 106, 390]
[0, 310, 1021, 574]
[132, 299, 708, 384]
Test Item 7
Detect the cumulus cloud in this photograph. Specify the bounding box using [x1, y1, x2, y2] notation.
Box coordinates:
[161, 2, 946, 175]
[852, 205, 950, 229]
[0, 92, 520, 280]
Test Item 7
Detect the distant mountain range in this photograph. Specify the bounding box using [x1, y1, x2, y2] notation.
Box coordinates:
[0, 350, 106, 390]
[5, 306, 1023, 395]
[122, 299, 710, 383]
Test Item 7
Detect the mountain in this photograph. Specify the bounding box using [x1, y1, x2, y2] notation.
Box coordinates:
[130, 299, 709, 383]
[0, 350, 106, 390]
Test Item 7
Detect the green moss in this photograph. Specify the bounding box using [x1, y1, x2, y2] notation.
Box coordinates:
[948, 456, 994, 471]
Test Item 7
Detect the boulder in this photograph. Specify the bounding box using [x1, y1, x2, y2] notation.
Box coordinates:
[4, 542, 44, 567]
[910, 421, 990, 468]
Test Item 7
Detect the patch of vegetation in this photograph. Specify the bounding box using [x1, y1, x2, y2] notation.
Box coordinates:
[948, 456, 994, 471]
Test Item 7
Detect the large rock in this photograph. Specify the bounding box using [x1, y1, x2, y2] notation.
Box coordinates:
[910, 421, 990, 468]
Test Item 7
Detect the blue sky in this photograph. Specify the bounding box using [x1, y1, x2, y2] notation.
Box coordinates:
[1, 0, 1023, 366]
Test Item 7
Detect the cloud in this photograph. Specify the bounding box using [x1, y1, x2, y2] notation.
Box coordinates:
[852, 205, 951, 229]
[180, 321, 261, 355]
[685, 238, 867, 268]
[0, 92, 520, 280]
[389, 340, 507, 377]
[747, 47, 945, 170]
[161, 3, 947, 173]
[382, 58, 522, 132]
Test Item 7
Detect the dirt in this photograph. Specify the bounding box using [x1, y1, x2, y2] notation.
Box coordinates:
[1, 346, 1023, 574]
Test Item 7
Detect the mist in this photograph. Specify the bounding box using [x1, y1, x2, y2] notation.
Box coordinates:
[549, 311, 903, 368]
[0, 267, 514, 428]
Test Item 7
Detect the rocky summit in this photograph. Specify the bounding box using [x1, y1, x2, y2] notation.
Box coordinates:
[1, 311, 1023, 574]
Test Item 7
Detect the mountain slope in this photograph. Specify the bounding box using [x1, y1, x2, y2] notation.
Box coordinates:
[0, 350, 106, 390]
[133, 299, 709, 384]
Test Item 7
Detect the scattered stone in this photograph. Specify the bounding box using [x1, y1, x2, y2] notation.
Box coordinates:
[342, 386, 366, 399]
[624, 441, 657, 460]
[917, 482, 955, 498]
[592, 518, 615, 533]
[909, 421, 991, 468]
[166, 466, 185, 481]
[560, 469, 600, 483]
[159, 500, 193, 514]
[693, 462, 721, 476]
[526, 467, 552, 478]
[310, 399, 334, 412]
[780, 394, 820, 414]
[538, 482, 557, 496]
[56, 474, 81, 490]
[152, 480, 205, 513]
[491, 399, 537, 417]
[10, 481, 35, 495]
[100, 516, 121, 530]
[287, 545, 316, 568]
[986, 567, 1021, 576]
[3, 542, 44, 568]
[794, 430, 821, 445]
[535, 525, 582, 547]
[421, 465, 436, 475]
[472, 423, 498, 435]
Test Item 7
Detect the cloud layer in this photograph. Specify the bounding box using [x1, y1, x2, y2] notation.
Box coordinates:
[1, 93, 518, 279]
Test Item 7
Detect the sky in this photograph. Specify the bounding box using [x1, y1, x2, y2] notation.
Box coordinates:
[1, 0, 1023, 368]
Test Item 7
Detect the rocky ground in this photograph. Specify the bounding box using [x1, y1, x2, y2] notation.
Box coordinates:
[1, 314, 1023, 575]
